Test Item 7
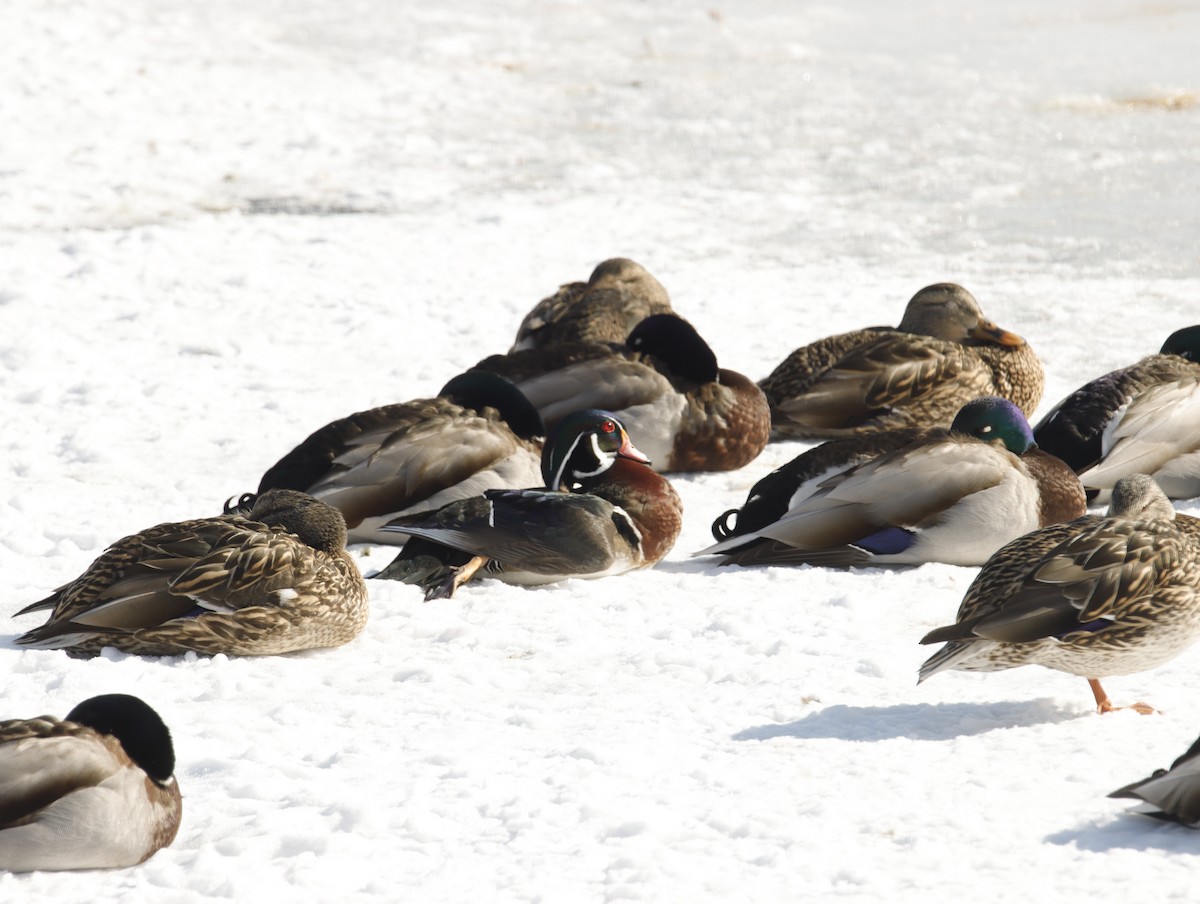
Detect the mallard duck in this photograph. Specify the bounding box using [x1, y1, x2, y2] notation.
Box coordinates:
[1110, 732, 1200, 826]
[14, 489, 368, 657]
[758, 283, 1044, 439]
[510, 257, 673, 351]
[238, 371, 545, 545]
[0, 694, 182, 871]
[919, 474, 1200, 713]
[475, 313, 770, 472]
[374, 409, 684, 600]
[696, 397, 1085, 568]
[1034, 325, 1200, 504]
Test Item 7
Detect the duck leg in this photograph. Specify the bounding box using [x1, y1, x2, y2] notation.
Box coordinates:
[1088, 678, 1156, 716]
[424, 555, 490, 602]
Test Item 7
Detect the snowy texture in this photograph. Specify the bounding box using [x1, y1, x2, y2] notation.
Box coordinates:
[3, 0, 1200, 900]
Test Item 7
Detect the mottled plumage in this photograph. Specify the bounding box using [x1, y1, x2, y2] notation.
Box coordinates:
[0, 695, 181, 871]
[919, 474, 1200, 712]
[375, 410, 683, 599]
[242, 371, 545, 545]
[510, 257, 673, 351]
[698, 397, 1084, 568]
[1110, 732, 1200, 827]
[15, 489, 368, 657]
[477, 313, 770, 472]
[759, 283, 1044, 439]
[1034, 325, 1200, 503]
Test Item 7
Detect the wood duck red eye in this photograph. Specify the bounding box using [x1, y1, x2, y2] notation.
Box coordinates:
[603, 420, 616, 434]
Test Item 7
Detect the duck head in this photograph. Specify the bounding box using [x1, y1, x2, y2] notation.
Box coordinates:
[439, 370, 546, 440]
[625, 314, 719, 383]
[949, 396, 1036, 455]
[897, 284, 1025, 348]
[1108, 474, 1176, 520]
[1161, 325, 1200, 363]
[65, 694, 176, 785]
[248, 488, 349, 553]
[542, 409, 651, 491]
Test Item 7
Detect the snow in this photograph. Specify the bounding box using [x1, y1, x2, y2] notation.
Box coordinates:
[3, 0, 1200, 900]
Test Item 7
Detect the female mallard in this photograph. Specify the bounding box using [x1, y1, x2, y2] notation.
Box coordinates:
[1110, 732, 1200, 826]
[476, 313, 770, 472]
[238, 371, 545, 545]
[696, 397, 1085, 568]
[0, 694, 181, 871]
[14, 489, 368, 657]
[918, 474, 1200, 713]
[1033, 325, 1200, 504]
[509, 257, 673, 351]
[375, 409, 684, 600]
[758, 283, 1044, 439]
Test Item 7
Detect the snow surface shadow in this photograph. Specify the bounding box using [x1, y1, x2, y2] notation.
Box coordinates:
[1046, 815, 1200, 853]
[733, 698, 1084, 743]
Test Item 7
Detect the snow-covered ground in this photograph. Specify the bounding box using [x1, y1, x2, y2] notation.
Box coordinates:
[3, 0, 1199, 900]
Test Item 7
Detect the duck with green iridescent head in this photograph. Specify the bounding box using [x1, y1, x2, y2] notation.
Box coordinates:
[696, 396, 1084, 568]
[375, 410, 684, 599]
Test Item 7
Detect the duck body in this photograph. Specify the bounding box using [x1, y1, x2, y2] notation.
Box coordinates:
[919, 474, 1200, 711]
[698, 397, 1085, 568]
[759, 284, 1044, 439]
[376, 410, 683, 599]
[1111, 733, 1200, 827]
[510, 257, 673, 351]
[0, 695, 181, 871]
[1033, 327, 1200, 504]
[248, 371, 545, 545]
[477, 314, 769, 472]
[15, 490, 368, 658]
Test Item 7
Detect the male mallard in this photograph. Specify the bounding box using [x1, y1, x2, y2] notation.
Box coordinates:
[0, 694, 182, 871]
[697, 397, 1084, 568]
[238, 371, 545, 545]
[375, 409, 684, 599]
[1034, 325, 1200, 504]
[918, 474, 1200, 713]
[14, 489, 368, 657]
[1110, 732, 1200, 826]
[759, 283, 1044, 439]
[510, 257, 673, 351]
[476, 313, 770, 472]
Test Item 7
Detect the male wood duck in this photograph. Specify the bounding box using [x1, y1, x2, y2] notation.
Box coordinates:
[1034, 325, 1200, 504]
[510, 257, 674, 351]
[758, 283, 1044, 439]
[14, 489, 368, 657]
[235, 371, 546, 545]
[697, 397, 1085, 568]
[1110, 732, 1200, 826]
[919, 474, 1200, 714]
[0, 694, 182, 871]
[374, 409, 684, 600]
[476, 313, 770, 472]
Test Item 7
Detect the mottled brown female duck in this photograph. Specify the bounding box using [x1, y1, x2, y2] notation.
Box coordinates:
[1034, 325, 1200, 504]
[510, 257, 673, 351]
[0, 694, 182, 871]
[759, 283, 1043, 439]
[476, 313, 770, 472]
[15, 489, 368, 657]
[919, 474, 1200, 714]
[240, 371, 545, 545]
[375, 410, 684, 600]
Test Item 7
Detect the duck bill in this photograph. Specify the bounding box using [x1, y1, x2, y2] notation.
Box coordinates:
[971, 318, 1025, 347]
[617, 434, 652, 465]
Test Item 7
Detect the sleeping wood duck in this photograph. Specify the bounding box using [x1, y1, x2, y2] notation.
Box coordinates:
[1110, 731, 1200, 826]
[374, 409, 684, 600]
[696, 397, 1085, 568]
[1033, 325, 1200, 504]
[758, 283, 1044, 439]
[0, 694, 182, 871]
[14, 489, 368, 657]
[237, 371, 545, 545]
[510, 257, 674, 351]
[919, 474, 1200, 714]
[475, 313, 770, 472]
